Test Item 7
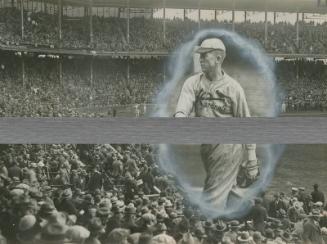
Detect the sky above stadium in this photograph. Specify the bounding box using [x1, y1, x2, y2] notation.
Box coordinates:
[154, 9, 327, 25]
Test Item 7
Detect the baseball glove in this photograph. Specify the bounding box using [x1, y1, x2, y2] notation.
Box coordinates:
[237, 159, 260, 188]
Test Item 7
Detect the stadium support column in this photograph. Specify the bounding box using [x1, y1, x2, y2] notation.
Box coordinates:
[215, 10, 217, 21]
[127, 58, 130, 84]
[59, 58, 63, 87]
[264, 10, 268, 47]
[21, 56, 25, 87]
[163, 60, 166, 81]
[44, 0, 48, 14]
[58, 0, 63, 47]
[244, 11, 247, 22]
[163, 0, 166, 46]
[127, 0, 130, 50]
[273, 12, 276, 24]
[20, 0, 24, 40]
[90, 57, 93, 88]
[184, 9, 186, 20]
[296, 12, 300, 49]
[89, 0, 94, 47]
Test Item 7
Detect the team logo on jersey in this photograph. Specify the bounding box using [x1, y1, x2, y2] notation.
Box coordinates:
[196, 89, 232, 114]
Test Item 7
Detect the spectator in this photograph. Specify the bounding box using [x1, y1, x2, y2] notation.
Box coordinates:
[312, 184, 326, 205]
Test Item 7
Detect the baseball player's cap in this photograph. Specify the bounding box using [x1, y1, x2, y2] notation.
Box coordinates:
[196, 38, 226, 54]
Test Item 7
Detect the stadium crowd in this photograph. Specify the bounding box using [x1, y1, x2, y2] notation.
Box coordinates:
[277, 60, 327, 113]
[0, 144, 326, 244]
[1, 52, 327, 116]
[0, 54, 163, 117]
[0, 7, 327, 54]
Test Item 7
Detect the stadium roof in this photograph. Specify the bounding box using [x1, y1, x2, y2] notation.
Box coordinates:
[43, 0, 327, 14]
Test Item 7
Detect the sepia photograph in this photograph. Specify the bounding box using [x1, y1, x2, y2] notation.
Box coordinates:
[0, 0, 326, 117]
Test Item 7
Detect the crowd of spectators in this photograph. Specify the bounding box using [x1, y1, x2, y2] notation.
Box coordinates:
[0, 7, 327, 54]
[0, 143, 326, 244]
[0, 54, 163, 117]
[277, 60, 327, 113]
[1, 51, 327, 116]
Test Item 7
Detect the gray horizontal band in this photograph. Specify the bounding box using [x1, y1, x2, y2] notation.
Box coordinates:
[0, 117, 326, 144]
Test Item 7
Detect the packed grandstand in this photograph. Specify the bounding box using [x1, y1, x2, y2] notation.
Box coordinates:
[0, 0, 326, 117]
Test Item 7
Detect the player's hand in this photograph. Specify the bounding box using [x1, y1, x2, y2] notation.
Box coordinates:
[245, 159, 259, 180]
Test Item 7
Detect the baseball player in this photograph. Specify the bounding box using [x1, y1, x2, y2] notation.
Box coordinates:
[174, 38, 258, 210]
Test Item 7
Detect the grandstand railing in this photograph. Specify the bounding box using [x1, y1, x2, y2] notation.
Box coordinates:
[1, 43, 327, 59]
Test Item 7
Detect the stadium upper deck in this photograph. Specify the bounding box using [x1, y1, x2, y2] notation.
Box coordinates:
[40, 0, 327, 14]
[0, 0, 326, 58]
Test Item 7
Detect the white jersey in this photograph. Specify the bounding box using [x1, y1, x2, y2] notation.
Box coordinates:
[175, 71, 251, 118]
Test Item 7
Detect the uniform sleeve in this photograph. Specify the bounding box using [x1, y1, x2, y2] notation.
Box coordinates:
[175, 78, 196, 117]
[233, 85, 257, 160]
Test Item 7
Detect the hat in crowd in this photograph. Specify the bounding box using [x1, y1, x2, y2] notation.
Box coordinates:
[30, 163, 37, 168]
[275, 229, 284, 237]
[194, 226, 207, 238]
[294, 201, 304, 209]
[88, 217, 105, 234]
[61, 189, 72, 199]
[10, 188, 24, 197]
[196, 38, 226, 54]
[274, 237, 287, 244]
[84, 194, 94, 204]
[299, 187, 305, 191]
[128, 233, 141, 244]
[252, 232, 263, 243]
[169, 212, 178, 219]
[94, 189, 101, 196]
[41, 214, 68, 242]
[65, 225, 90, 242]
[151, 233, 177, 244]
[237, 231, 252, 243]
[229, 220, 240, 230]
[291, 187, 299, 192]
[111, 205, 124, 214]
[204, 221, 215, 230]
[309, 209, 323, 217]
[156, 213, 166, 223]
[281, 232, 293, 242]
[157, 223, 168, 232]
[106, 228, 130, 244]
[215, 220, 227, 232]
[165, 200, 173, 208]
[17, 215, 40, 242]
[15, 183, 30, 191]
[141, 206, 150, 214]
[321, 227, 327, 235]
[38, 161, 45, 167]
[100, 198, 112, 208]
[314, 201, 323, 207]
[30, 190, 43, 200]
[158, 198, 166, 204]
[278, 209, 287, 218]
[265, 228, 275, 239]
[97, 205, 111, 216]
[142, 213, 156, 223]
[39, 203, 57, 219]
